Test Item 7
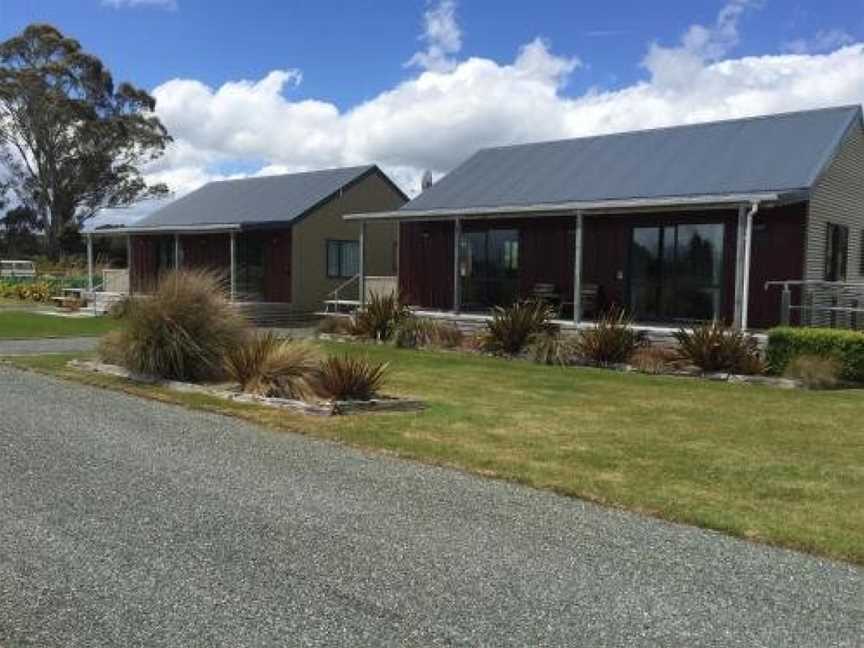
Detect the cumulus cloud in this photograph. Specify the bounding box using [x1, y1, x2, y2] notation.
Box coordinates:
[136, 0, 864, 209]
[405, 0, 463, 72]
[102, 0, 177, 9]
[784, 29, 855, 54]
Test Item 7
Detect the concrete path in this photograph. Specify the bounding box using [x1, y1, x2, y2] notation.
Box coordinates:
[0, 336, 99, 355]
[0, 366, 861, 647]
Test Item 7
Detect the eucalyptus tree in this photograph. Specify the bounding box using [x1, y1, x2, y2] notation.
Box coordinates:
[0, 24, 171, 256]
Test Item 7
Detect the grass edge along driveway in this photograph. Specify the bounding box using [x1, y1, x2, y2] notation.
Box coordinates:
[0, 310, 118, 339]
[4, 342, 863, 566]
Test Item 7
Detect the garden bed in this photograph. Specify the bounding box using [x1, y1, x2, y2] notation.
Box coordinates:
[68, 359, 426, 416]
[320, 332, 811, 389]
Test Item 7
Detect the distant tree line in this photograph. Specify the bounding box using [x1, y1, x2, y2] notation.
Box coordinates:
[0, 23, 171, 260]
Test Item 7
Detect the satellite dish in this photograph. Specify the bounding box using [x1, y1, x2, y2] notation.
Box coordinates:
[421, 170, 434, 191]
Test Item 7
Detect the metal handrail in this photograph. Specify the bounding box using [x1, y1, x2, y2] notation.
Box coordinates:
[764, 280, 864, 328]
[327, 273, 360, 312]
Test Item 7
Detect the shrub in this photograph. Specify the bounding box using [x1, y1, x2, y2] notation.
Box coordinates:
[629, 346, 679, 374]
[351, 292, 411, 341]
[766, 327, 864, 382]
[576, 308, 647, 366]
[316, 354, 388, 401]
[317, 316, 354, 336]
[109, 270, 247, 382]
[225, 332, 322, 400]
[394, 316, 464, 349]
[783, 354, 843, 389]
[97, 329, 127, 366]
[675, 321, 763, 374]
[528, 330, 576, 366]
[480, 300, 557, 355]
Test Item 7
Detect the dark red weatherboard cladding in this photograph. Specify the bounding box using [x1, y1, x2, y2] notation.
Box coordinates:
[397, 203, 806, 329]
[130, 228, 293, 303]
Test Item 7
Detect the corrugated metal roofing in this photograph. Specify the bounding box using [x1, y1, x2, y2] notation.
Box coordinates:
[402, 105, 862, 213]
[136, 165, 376, 228]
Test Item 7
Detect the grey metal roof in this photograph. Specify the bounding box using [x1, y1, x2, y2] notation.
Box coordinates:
[401, 105, 862, 214]
[136, 165, 377, 228]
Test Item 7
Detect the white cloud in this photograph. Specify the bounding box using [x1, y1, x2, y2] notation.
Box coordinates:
[405, 0, 463, 72]
[102, 0, 177, 9]
[642, 0, 759, 87]
[784, 29, 855, 54]
[133, 0, 864, 213]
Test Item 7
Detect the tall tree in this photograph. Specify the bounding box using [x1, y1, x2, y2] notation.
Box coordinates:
[0, 24, 171, 257]
[0, 205, 39, 256]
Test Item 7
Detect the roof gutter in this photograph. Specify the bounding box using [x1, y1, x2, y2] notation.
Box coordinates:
[88, 223, 243, 236]
[343, 192, 788, 222]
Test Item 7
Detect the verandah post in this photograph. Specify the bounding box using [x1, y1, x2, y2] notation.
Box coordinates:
[780, 284, 791, 326]
[86, 233, 94, 292]
[126, 235, 133, 296]
[229, 231, 236, 302]
[733, 205, 746, 328]
[174, 233, 181, 269]
[572, 211, 583, 325]
[359, 221, 366, 309]
[453, 217, 461, 314]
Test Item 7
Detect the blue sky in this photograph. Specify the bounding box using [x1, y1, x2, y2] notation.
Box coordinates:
[3, 0, 864, 223]
[4, 1, 861, 107]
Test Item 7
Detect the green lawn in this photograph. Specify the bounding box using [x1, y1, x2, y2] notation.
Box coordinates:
[0, 310, 118, 339]
[4, 342, 863, 564]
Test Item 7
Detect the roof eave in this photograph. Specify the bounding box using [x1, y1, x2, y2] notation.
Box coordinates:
[89, 223, 243, 236]
[344, 191, 799, 222]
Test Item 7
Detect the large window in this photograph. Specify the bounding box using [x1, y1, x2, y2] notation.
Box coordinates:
[824, 223, 849, 281]
[326, 240, 359, 279]
[459, 228, 520, 310]
[630, 223, 725, 322]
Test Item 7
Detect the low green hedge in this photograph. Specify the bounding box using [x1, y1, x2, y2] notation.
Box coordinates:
[766, 327, 864, 382]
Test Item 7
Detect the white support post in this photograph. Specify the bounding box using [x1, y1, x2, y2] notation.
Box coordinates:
[359, 221, 367, 308]
[229, 231, 237, 302]
[733, 205, 746, 328]
[126, 235, 133, 296]
[734, 203, 757, 330]
[741, 206, 755, 331]
[174, 234, 181, 269]
[573, 211, 584, 324]
[453, 217, 461, 314]
[86, 234, 94, 292]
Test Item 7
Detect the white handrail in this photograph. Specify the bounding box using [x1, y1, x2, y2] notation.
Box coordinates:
[328, 273, 360, 312]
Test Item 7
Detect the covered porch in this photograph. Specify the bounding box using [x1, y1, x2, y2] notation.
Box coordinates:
[347, 192, 807, 332]
[86, 224, 297, 324]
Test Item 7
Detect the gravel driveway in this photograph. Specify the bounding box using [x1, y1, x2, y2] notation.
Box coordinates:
[0, 336, 99, 355]
[0, 366, 861, 647]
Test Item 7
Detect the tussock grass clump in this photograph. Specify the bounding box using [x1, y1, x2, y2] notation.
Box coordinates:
[317, 316, 354, 336]
[675, 320, 762, 374]
[351, 292, 411, 342]
[105, 270, 246, 382]
[395, 317, 463, 349]
[576, 308, 647, 366]
[629, 346, 679, 375]
[528, 330, 576, 366]
[225, 331, 322, 400]
[783, 354, 842, 389]
[480, 300, 557, 356]
[316, 354, 388, 401]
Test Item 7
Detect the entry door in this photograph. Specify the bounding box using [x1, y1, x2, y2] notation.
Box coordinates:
[629, 223, 724, 322]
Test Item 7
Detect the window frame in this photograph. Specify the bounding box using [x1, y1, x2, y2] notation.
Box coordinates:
[824, 222, 849, 282]
[326, 239, 360, 279]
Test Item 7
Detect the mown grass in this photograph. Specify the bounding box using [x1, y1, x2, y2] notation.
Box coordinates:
[4, 342, 863, 564]
[0, 311, 119, 339]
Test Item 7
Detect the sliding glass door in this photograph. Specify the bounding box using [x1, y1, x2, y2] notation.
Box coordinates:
[629, 223, 724, 322]
[459, 228, 520, 310]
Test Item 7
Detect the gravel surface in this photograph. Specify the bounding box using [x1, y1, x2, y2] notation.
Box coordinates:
[0, 366, 861, 647]
[0, 336, 99, 355]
